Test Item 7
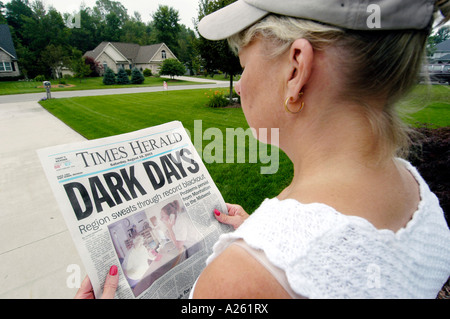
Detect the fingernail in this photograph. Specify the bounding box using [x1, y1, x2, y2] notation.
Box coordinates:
[109, 265, 118, 276]
[214, 209, 220, 216]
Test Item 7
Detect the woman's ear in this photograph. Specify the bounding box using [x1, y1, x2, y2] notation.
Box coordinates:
[286, 39, 314, 102]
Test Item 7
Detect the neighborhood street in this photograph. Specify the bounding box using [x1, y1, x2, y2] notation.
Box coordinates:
[0, 77, 228, 298]
[0, 76, 229, 104]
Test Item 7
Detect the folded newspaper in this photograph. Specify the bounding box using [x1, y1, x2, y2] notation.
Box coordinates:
[37, 121, 232, 299]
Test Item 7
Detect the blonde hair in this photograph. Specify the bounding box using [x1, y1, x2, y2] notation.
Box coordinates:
[228, 1, 450, 159]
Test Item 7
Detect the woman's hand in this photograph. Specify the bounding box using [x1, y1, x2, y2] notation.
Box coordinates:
[214, 203, 249, 229]
[74, 265, 119, 299]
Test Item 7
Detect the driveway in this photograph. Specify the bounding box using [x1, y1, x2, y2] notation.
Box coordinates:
[0, 77, 228, 298]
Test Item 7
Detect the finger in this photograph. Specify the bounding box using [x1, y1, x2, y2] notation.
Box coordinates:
[101, 265, 119, 299]
[74, 276, 94, 299]
[225, 203, 242, 216]
[214, 209, 241, 229]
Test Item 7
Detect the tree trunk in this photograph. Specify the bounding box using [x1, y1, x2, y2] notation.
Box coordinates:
[229, 74, 234, 104]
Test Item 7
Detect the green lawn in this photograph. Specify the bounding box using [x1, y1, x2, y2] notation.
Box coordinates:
[0, 76, 206, 96]
[398, 84, 450, 128]
[39, 84, 449, 213]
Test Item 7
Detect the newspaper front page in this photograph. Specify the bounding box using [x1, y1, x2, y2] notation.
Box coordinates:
[37, 121, 231, 299]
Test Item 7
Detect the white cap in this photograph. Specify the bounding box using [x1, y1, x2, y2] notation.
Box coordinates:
[198, 0, 435, 40]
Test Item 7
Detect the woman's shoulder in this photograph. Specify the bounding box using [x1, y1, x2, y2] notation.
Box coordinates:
[206, 197, 349, 270]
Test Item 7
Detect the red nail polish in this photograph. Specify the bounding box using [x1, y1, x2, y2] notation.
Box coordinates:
[109, 265, 118, 276]
[214, 209, 220, 216]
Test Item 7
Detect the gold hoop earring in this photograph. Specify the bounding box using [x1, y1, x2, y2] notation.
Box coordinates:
[284, 92, 305, 114]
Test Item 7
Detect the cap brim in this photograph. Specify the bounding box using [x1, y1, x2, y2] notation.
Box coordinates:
[198, 1, 269, 40]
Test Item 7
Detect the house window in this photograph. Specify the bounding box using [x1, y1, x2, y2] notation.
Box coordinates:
[161, 50, 167, 59]
[0, 62, 12, 72]
[103, 62, 108, 70]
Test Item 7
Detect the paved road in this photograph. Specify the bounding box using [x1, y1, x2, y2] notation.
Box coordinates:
[0, 76, 229, 298]
[0, 77, 229, 104]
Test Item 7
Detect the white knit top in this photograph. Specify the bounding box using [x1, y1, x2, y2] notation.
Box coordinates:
[205, 160, 450, 298]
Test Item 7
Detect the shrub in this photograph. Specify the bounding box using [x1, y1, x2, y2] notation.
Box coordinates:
[34, 75, 45, 82]
[160, 58, 186, 79]
[408, 124, 449, 226]
[84, 56, 103, 77]
[125, 68, 132, 76]
[205, 90, 229, 108]
[103, 67, 116, 85]
[116, 68, 130, 85]
[143, 68, 152, 77]
[131, 68, 145, 84]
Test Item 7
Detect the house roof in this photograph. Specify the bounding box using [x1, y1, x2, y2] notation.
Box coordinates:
[435, 38, 450, 52]
[0, 24, 18, 59]
[437, 53, 450, 61]
[84, 42, 172, 64]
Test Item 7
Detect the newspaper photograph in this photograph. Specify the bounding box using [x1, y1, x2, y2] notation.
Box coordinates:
[37, 121, 232, 299]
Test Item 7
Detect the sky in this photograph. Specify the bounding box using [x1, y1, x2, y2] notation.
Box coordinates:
[4, 0, 200, 30]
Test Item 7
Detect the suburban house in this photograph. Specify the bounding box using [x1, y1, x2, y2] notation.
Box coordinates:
[0, 24, 20, 79]
[430, 38, 450, 63]
[84, 42, 177, 75]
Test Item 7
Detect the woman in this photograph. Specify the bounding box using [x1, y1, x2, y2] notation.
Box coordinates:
[192, 0, 450, 299]
[77, 0, 450, 299]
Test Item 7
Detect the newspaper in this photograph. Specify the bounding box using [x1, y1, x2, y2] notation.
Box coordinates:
[37, 121, 232, 299]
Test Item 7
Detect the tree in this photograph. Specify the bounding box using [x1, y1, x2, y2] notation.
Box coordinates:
[196, 0, 242, 103]
[40, 44, 70, 79]
[159, 58, 186, 79]
[103, 67, 116, 85]
[177, 25, 197, 74]
[103, 12, 122, 41]
[94, 0, 128, 22]
[427, 25, 450, 56]
[130, 67, 145, 84]
[0, 1, 7, 24]
[84, 56, 103, 77]
[71, 58, 92, 83]
[152, 5, 181, 55]
[116, 68, 130, 84]
[5, 0, 34, 43]
[68, 7, 103, 54]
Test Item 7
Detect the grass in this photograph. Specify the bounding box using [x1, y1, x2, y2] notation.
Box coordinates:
[398, 84, 450, 128]
[0, 76, 206, 96]
[39, 84, 449, 213]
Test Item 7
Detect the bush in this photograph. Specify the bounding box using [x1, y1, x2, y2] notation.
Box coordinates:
[84, 56, 103, 77]
[125, 68, 132, 76]
[34, 75, 45, 82]
[408, 124, 449, 226]
[143, 68, 152, 77]
[131, 68, 145, 84]
[160, 58, 186, 79]
[103, 67, 116, 85]
[205, 90, 229, 108]
[116, 68, 130, 85]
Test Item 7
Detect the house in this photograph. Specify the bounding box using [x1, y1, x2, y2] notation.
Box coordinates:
[84, 42, 177, 75]
[0, 24, 20, 78]
[431, 38, 450, 63]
